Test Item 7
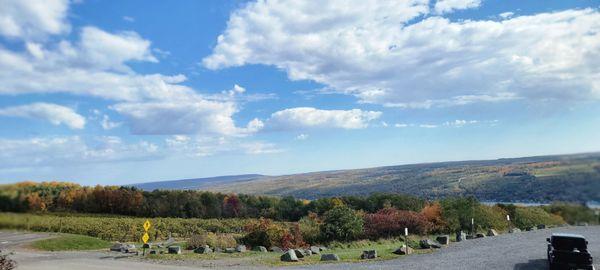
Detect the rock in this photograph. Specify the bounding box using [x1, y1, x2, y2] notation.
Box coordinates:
[537, 224, 546, 230]
[393, 245, 414, 255]
[214, 247, 223, 253]
[487, 229, 498, 237]
[168, 246, 181, 254]
[269, 246, 283, 253]
[360, 250, 378, 259]
[310, 246, 321, 254]
[194, 245, 212, 254]
[236, 245, 246, 253]
[149, 250, 157, 255]
[509, 228, 521, 233]
[123, 244, 136, 253]
[304, 249, 313, 256]
[525, 226, 536, 231]
[320, 253, 340, 261]
[420, 239, 442, 249]
[252, 246, 268, 252]
[466, 234, 476, 240]
[319, 246, 328, 252]
[280, 249, 299, 262]
[436, 235, 450, 245]
[456, 231, 467, 242]
[475, 233, 486, 238]
[224, 248, 236, 253]
[110, 243, 126, 252]
[293, 249, 305, 258]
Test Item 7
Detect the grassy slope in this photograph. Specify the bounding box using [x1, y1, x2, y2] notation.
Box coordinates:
[30, 234, 110, 251]
[205, 153, 600, 202]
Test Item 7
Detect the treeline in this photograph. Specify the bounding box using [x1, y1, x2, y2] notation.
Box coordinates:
[0, 181, 597, 238]
[0, 182, 424, 221]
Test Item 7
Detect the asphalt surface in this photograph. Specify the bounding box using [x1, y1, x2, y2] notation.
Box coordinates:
[1, 226, 599, 270]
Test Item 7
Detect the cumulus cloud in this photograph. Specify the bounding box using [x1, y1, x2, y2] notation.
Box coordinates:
[0, 0, 70, 40]
[100, 114, 122, 130]
[0, 21, 260, 136]
[434, 0, 481, 14]
[0, 136, 159, 169]
[269, 107, 381, 130]
[204, 2, 600, 108]
[0, 102, 85, 129]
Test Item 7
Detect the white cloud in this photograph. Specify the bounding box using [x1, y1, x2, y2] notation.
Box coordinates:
[269, 107, 381, 130]
[100, 114, 122, 130]
[0, 136, 159, 169]
[0, 0, 70, 40]
[394, 123, 409, 128]
[499, 12, 514, 19]
[204, 3, 600, 108]
[443, 119, 478, 127]
[165, 135, 281, 157]
[123, 16, 135, 22]
[295, 134, 309, 140]
[0, 102, 85, 129]
[419, 124, 438, 128]
[434, 0, 481, 14]
[0, 24, 259, 136]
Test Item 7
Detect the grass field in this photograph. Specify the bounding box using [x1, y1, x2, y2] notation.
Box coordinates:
[30, 234, 111, 251]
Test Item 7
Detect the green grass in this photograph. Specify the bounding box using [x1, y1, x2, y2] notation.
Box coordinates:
[145, 238, 432, 266]
[30, 234, 111, 251]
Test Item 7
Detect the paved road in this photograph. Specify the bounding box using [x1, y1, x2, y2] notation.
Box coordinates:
[2, 226, 599, 270]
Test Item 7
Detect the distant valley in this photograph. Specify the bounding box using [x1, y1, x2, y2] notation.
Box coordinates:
[133, 153, 600, 203]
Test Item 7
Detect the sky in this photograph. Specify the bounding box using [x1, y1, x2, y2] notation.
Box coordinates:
[0, 0, 599, 185]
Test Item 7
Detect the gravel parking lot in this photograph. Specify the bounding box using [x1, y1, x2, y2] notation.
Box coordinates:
[3, 226, 599, 270]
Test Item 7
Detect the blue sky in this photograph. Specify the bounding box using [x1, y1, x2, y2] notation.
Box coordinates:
[0, 0, 599, 185]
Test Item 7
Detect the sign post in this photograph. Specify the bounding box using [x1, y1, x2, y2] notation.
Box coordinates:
[506, 215, 511, 231]
[471, 218, 474, 236]
[142, 219, 151, 256]
[404, 227, 408, 248]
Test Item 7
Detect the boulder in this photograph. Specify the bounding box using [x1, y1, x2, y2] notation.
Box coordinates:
[149, 250, 157, 255]
[214, 247, 223, 253]
[320, 253, 340, 261]
[393, 245, 413, 255]
[123, 244, 136, 253]
[318, 246, 328, 252]
[360, 250, 378, 259]
[310, 246, 321, 254]
[509, 228, 521, 233]
[436, 235, 450, 245]
[304, 249, 313, 256]
[293, 249, 305, 258]
[168, 246, 181, 254]
[194, 245, 212, 254]
[269, 246, 283, 253]
[236, 245, 246, 253]
[110, 243, 126, 252]
[475, 233, 486, 238]
[224, 248, 236, 253]
[487, 229, 498, 237]
[525, 226, 536, 231]
[466, 234, 475, 240]
[537, 224, 546, 230]
[420, 239, 442, 249]
[280, 249, 299, 262]
[252, 246, 268, 252]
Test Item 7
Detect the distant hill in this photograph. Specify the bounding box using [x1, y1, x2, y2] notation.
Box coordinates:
[132, 174, 264, 191]
[133, 153, 600, 203]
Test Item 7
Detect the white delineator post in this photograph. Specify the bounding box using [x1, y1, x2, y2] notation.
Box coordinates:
[404, 227, 408, 247]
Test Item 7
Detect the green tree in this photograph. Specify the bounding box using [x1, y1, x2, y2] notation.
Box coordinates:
[320, 206, 363, 241]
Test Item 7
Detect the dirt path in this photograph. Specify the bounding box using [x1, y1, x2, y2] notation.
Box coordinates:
[2, 226, 599, 270]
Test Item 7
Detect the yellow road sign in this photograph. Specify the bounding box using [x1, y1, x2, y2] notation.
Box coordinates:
[143, 220, 151, 231]
[142, 232, 149, 244]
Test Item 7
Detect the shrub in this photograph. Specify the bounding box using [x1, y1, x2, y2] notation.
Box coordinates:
[473, 205, 508, 232]
[440, 197, 479, 232]
[242, 218, 287, 248]
[543, 202, 598, 225]
[513, 207, 565, 229]
[320, 206, 363, 242]
[364, 208, 432, 239]
[420, 202, 445, 233]
[298, 213, 321, 244]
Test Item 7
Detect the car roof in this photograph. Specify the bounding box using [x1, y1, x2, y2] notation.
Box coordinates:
[551, 233, 586, 239]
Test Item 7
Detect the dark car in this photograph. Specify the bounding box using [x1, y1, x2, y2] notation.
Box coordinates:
[547, 233, 594, 270]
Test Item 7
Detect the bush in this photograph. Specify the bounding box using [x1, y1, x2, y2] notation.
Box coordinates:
[320, 206, 363, 242]
[298, 213, 321, 244]
[242, 218, 287, 248]
[420, 202, 445, 232]
[473, 205, 509, 232]
[364, 208, 432, 239]
[543, 203, 598, 225]
[514, 207, 565, 229]
[188, 232, 238, 249]
[440, 197, 479, 232]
